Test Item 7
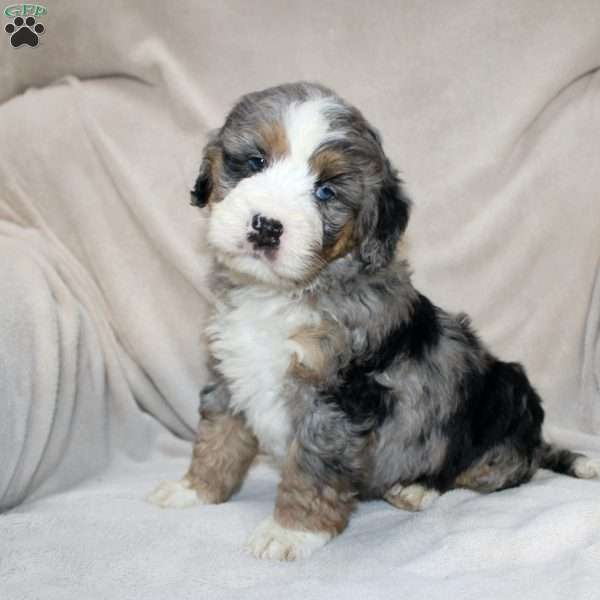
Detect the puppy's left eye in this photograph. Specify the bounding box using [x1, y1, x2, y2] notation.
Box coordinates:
[315, 184, 336, 202]
[248, 156, 266, 173]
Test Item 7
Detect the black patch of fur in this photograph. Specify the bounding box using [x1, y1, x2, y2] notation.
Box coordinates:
[321, 370, 395, 433]
[323, 293, 440, 433]
[374, 166, 411, 251]
[361, 293, 441, 372]
[190, 172, 212, 208]
[431, 359, 545, 491]
[191, 137, 221, 208]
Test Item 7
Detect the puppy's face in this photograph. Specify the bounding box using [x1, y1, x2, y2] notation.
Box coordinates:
[192, 83, 411, 287]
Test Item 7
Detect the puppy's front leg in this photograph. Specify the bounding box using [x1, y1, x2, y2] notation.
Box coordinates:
[247, 408, 360, 561]
[147, 382, 258, 507]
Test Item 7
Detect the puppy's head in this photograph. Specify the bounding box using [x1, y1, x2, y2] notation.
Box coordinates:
[191, 82, 411, 287]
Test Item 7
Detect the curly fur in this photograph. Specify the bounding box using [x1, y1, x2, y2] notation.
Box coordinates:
[150, 82, 597, 560]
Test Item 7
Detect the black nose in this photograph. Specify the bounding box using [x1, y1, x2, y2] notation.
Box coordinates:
[248, 214, 283, 249]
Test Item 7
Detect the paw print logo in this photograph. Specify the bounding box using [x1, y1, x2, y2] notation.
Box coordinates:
[5, 16, 45, 47]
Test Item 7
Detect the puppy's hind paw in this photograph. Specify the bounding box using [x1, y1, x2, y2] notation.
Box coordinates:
[573, 457, 600, 480]
[146, 478, 207, 508]
[384, 483, 439, 512]
[245, 517, 331, 561]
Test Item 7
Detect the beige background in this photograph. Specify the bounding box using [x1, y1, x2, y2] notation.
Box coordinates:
[1, 2, 600, 597]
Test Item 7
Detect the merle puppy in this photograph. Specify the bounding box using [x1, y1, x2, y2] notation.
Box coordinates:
[148, 82, 597, 560]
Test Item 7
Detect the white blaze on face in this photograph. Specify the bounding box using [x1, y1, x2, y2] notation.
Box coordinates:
[283, 98, 334, 165]
[207, 97, 339, 285]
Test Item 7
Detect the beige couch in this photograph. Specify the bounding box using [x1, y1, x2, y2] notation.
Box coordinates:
[1, 1, 599, 597]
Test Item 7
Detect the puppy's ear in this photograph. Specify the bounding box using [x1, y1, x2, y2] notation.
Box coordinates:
[357, 155, 412, 271]
[190, 137, 220, 208]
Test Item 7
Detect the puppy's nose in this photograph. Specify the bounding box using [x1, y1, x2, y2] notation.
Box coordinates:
[248, 214, 283, 249]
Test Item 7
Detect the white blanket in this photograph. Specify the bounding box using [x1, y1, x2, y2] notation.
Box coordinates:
[1, 1, 599, 598]
[3, 430, 600, 600]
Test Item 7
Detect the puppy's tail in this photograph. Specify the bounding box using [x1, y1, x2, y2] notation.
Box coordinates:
[538, 441, 598, 479]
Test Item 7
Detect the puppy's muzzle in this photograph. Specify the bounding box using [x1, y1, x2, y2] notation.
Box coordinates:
[248, 214, 284, 249]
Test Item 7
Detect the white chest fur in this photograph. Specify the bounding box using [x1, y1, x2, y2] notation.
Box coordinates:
[207, 285, 322, 459]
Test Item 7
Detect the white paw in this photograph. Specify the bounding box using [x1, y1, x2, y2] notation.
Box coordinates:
[573, 457, 599, 479]
[245, 517, 331, 561]
[146, 478, 207, 508]
[385, 483, 440, 511]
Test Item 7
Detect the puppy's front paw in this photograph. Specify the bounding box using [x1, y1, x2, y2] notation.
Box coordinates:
[245, 517, 331, 561]
[146, 478, 208, 508]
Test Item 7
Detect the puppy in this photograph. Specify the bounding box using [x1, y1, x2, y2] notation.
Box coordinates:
[148, 82, 597, 560]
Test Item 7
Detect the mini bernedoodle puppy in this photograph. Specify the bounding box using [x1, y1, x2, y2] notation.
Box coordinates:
[148, 82, 598, 560]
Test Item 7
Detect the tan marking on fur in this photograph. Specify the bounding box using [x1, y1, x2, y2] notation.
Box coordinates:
[454, 463, 494, 489]
[185, 412, 258, 503]
[202, 146, 225, 207]
[320, 220, 355, 262]
[210, 152, 224, 203]
[274, 441, 356, 536]
[288, 353, 324, 384]
[310, 150, 356, 263]
[287, 324, 333, 382]
[287, 320, 347, 383]
[309, 148, 351, 182]
[258, 120, 289, 160]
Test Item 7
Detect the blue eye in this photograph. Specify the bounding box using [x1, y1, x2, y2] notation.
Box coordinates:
[315, 184, 336, 202]
[248, 155, 266, 173]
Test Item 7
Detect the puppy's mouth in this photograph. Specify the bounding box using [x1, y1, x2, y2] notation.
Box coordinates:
[217, 236, 324, 288]
[248, 246, 278, 261]
[235, 241, 278, 263]
[207, 201, 325, 287]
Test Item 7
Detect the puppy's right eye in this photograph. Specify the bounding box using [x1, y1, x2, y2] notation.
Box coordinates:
[247, 156, 266, 173]
[315, 183, 336, 202]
